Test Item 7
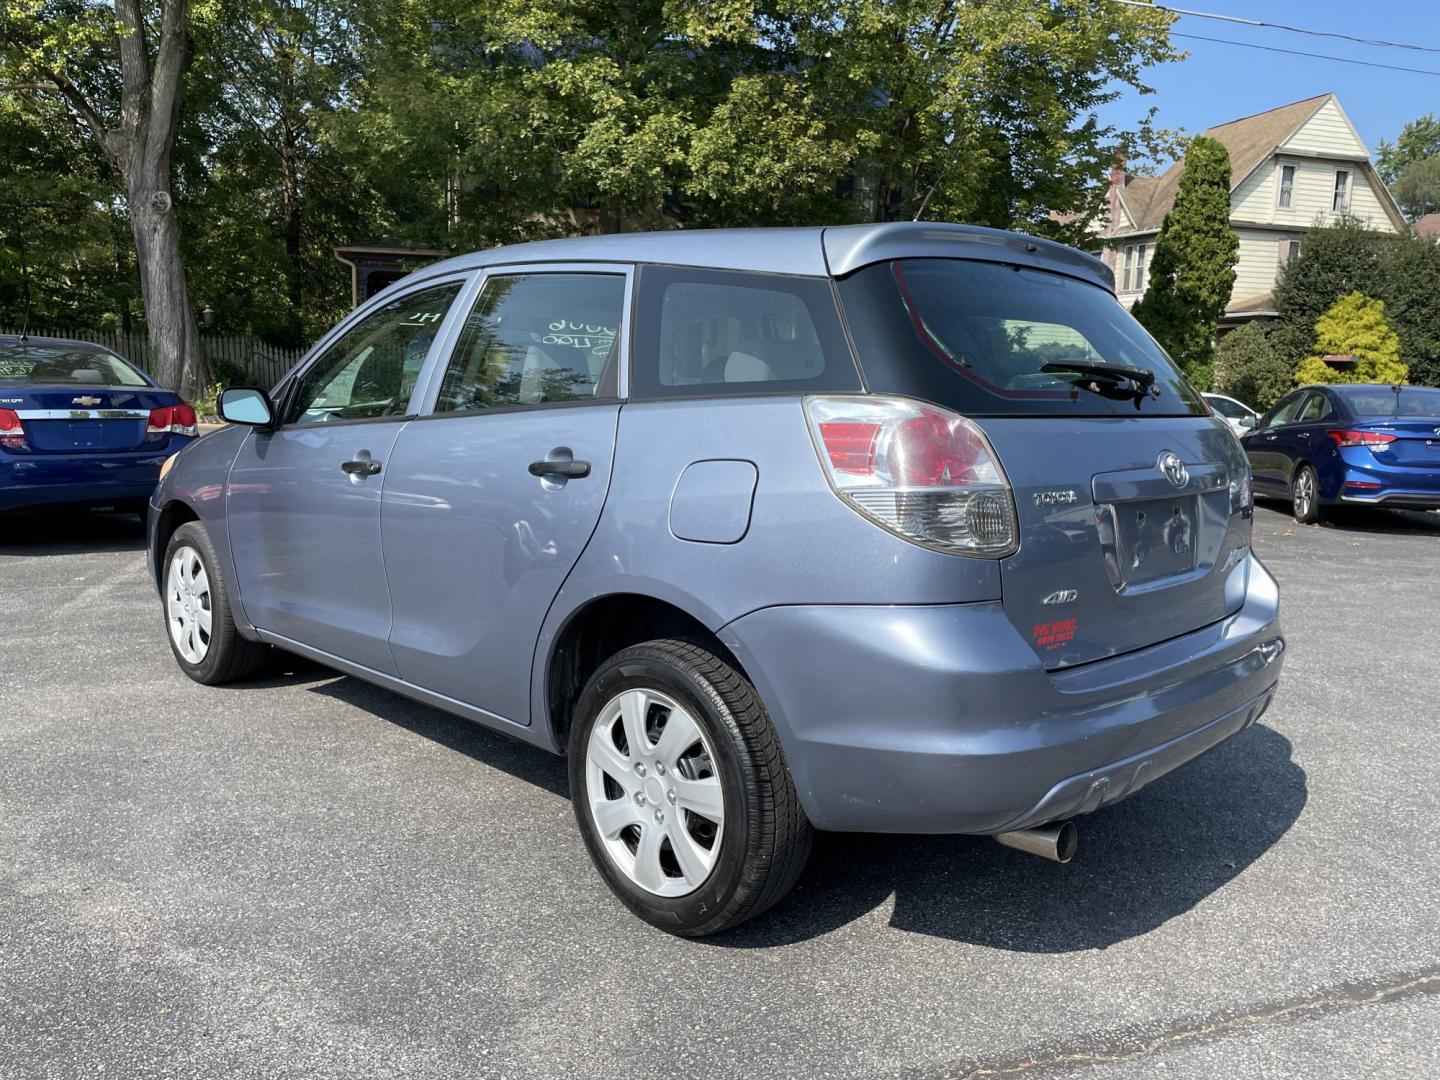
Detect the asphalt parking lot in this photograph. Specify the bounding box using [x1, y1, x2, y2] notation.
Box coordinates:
[3, 502, 1439, 1079]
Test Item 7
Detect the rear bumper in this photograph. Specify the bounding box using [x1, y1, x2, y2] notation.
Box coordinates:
[1332, 453, 1440, 509]
[720, 553, 1283, 834]
[0, 449, 179, 511]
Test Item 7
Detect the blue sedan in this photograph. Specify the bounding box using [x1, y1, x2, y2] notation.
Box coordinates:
[0, 335, 198, 514]
[1240, 383, 1440, 522]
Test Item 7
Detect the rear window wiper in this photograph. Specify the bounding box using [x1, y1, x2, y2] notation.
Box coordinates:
[1040, 360, 1158, 402]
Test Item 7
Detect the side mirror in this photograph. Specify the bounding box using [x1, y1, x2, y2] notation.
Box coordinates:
[218, 386, 275, 427]
[1239, 415, 1256, 430]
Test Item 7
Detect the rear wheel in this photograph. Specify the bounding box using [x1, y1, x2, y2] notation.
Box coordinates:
[1292, 464, 1322, 524]
[162, 521, 268, 684]
[568, 638, 812, 936]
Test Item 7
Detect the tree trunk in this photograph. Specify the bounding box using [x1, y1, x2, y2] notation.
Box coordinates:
[128, 176, 204, 396]
[280, 125, 304, 345]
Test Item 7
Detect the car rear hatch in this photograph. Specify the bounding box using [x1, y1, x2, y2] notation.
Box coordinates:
[9, 386, 173, 454]
[832, 248, 1254, 671]
[978, 417, 1248, 667]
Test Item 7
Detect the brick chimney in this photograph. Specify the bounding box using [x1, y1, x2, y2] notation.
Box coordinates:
[1107, 148, 1127, 241]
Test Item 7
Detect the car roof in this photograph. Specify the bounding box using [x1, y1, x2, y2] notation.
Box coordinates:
[0, 335, 118, 354]
[404, 222, 1114, 294]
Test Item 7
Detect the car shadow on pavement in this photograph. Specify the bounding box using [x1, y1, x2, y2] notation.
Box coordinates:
[1255, 500, 1440, 537]
[0, 510, 147, 555]
[714, 723, 1307, 952]
[302, 671, 571, 799]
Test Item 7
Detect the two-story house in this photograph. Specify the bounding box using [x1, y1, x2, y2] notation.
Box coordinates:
[1100, 93, 1406, 329]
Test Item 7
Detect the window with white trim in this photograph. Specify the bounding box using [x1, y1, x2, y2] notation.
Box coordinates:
[1277, 164, 1295, 209]
[1278, 239, 1302, 267]
[1332, 169, 1351, 213]
[1120, 242, 1149, 293]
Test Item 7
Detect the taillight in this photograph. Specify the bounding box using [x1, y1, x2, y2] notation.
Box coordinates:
[1327, 429, 1395, 450]
[1229, 467, 1253, 515]
[147, 403, 198, 437]
[805, 396, 1017, 557]
[0, 408, 24, 448]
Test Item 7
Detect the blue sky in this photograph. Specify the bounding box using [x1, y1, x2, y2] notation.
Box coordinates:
[1096, 0, 1440, 165]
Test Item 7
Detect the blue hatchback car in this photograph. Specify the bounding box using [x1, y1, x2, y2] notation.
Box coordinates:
[1240, 383, 1440, 522]
[0, 336, 197, 514]
[148, 224, 1285, 935]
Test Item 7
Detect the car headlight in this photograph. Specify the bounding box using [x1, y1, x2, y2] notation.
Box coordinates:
[159, 453, 179, 483]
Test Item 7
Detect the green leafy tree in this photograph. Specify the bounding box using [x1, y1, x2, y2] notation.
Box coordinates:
[1271, 217, 1383, 366]
[1212, 323, 1291, 410]
[1392, 157, 1440, 221]
[1377, 113, 1440, 184]
[1295, 292, 1407, 386]
[1130, 135, 1239, 390]
[1374, 231, 1440, 387]
[1272, 219, 1440, 387]
[350, 0, 1179, 248]
[1, 0, 208, 395]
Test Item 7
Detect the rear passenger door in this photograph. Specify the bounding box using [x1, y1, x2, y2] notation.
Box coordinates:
[379, 265, 631, 725]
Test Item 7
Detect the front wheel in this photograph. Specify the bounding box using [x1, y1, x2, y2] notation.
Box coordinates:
[162, 521, 269, 684]
[568, 639, 812, 936]
[1292, 464, 1323, 524]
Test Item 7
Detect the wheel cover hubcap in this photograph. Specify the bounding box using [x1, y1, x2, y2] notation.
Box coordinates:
[166, 546, 213, 664]
[1296, 472, 1313, 514]
[585, 688, 726, 897]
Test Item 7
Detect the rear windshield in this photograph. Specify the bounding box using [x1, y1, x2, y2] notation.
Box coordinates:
[836, 258, 1206, 417]
[1334, 385, 1440, 418]
[0, 344, 148, 387]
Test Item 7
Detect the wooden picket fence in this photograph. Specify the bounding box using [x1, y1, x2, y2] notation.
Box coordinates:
[1, 326, 307, 389]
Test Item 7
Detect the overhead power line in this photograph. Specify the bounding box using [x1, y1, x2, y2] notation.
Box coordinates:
[1171, 31, 1440, 78]
[1108, 0, 1440, 56]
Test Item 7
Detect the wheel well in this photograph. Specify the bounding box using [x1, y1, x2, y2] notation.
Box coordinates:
[152, 500, 199, 588]
[546, 594, 741, 750]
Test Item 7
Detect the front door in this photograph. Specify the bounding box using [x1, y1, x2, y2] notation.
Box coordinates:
[380, 267, 630, 723]
[226, 278, 467, 671]
[1245, 391, 1305, 494]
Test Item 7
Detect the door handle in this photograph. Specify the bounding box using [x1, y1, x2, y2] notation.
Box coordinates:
[1264, 435, 1278, 441]
[528, 458, 591, 479]
[341, 458, 382, 476]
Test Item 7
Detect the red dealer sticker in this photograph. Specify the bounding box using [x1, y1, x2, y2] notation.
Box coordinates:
[1033, 618, 1077, 650]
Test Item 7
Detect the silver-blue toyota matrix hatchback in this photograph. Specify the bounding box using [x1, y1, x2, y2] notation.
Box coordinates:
[149, 223, 1284, 935]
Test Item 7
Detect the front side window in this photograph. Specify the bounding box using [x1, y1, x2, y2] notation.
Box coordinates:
[1278, 164, 1296, 209]
[434, 273, 626, 412]
[288, 281, 462, 425]
[1333, 169, 1351, 213]
[630, 266, 858, 398]
[837, 258, 1207, 418]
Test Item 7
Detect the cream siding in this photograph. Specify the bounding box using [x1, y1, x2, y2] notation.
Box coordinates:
[1229, 157, 1398, 233]
[1232, 229, 1286, 306]
[1280, 97, 1368, 156]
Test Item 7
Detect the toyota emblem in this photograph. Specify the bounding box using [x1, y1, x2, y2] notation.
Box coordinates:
[1158, 451, 1189, 488]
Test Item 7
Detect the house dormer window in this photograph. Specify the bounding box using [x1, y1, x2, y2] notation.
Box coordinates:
[1121, 242, 1149, 293]
[1278, 165, 1295, 209]
[1332, 169, 1352, 213]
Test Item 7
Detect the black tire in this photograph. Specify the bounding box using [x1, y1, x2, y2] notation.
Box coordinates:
[161, 521, 269, 684]
[567, 638, 812, 937]
[1292, 464, 1323, 524]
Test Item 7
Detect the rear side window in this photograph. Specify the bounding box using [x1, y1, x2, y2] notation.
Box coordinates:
[630, 266, 859, 399]
[836, 258, 1207, 417]
[435, 273, 626, 412]
[1296, 393, 1331, 423]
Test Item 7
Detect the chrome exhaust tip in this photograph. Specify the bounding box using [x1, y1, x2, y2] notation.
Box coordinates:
[995, 820, 1078, 864]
